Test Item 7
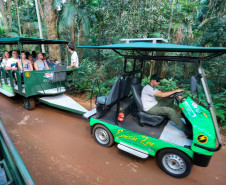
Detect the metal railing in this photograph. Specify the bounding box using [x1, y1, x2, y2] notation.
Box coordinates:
[0, 120, 35, 185]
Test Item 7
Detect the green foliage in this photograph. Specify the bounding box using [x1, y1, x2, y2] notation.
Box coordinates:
[66, 58, 117, 99]
[212, 90, 226, 127]
[158, 78, 179, 92]
[0, 0, 225, 128]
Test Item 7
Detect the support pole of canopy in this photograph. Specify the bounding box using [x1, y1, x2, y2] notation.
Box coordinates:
[35, 0, 45, 53]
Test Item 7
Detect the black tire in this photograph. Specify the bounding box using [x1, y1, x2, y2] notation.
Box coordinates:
[92, 124, 114, 147]
[23, 97, 35, 110]
[157, 148, 192, 178]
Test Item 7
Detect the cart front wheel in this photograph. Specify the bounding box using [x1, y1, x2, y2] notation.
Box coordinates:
[24, 97, 35, 110]
[157, 149, 192, 178]
[93, 124, 114, 147]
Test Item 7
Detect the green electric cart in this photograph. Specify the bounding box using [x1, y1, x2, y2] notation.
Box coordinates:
[0, 120, 35, 185]
[80, 38, 226, 178]
[0, 37, 87, 114]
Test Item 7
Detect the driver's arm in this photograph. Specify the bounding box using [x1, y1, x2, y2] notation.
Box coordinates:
[155, 89, 183, 98]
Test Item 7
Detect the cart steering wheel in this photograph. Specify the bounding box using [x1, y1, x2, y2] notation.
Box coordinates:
[167, 91, 184, 104]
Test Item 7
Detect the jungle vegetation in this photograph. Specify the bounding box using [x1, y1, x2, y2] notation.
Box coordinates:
[0, 0, 225, 127]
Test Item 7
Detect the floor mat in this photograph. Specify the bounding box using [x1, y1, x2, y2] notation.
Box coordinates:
[159, 121, 192, 147]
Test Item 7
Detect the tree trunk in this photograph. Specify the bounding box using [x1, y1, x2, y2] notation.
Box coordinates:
[78, 20, 83, 63]
[44, 0, 61, 61]
[7, 0, 12, 31]
[70, 17, 75, 46]
[149, 60, 155, 76]
[160, 53, 168, 78]
[15, 0, 22, 36]
[167, 0, 176, 41]
[160, 61, 168, 78]
[0, 0, 9, 31]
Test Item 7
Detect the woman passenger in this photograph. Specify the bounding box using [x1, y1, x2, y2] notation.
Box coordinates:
[1, 51, 10, 69]
[28, 54, 34, 68]
[18, 51, 33, 72]
[42, 53, 50, 64]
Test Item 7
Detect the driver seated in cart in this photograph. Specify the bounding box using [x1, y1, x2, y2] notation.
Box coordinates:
[141, 74, 192, 137]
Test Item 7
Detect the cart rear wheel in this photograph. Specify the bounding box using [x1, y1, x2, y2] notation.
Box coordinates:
[24, 97, 35, 110]
[157, 148, 192, 178]
[93, 124, 114, 147]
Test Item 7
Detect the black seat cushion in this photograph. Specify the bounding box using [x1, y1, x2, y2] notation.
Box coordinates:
[138, 112, 165, 126]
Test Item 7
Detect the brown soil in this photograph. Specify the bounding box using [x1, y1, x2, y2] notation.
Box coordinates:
[0, 93, 226, 185]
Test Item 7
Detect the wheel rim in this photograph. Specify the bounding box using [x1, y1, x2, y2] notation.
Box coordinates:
[24, 98, 30, 109]
[95, 128, 109, 145]
[162, 153, 186, 175]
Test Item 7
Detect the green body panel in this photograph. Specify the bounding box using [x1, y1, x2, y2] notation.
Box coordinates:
[8, 71, 14, 88]
[0, 69, 66, 97]
[1, 68, 7, 84]
[16, 71, 23, 92]
[23, 70, 65, 97]
[90, 97, 218, 159]
[90, 118, 193, 158]
[180, 97, 216, 155]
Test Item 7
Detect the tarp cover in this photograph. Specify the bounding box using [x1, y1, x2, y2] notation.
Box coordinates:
[0, 37, 71, 45]
[78, 42, 226, 53]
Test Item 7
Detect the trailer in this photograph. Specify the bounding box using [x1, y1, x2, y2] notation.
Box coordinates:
[0, 37, 87, 115]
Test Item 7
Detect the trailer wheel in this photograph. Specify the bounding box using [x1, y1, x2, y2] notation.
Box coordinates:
[157, 148, 192, 178]
[24, 97, 35, 110]
[93, 124, 114, 147]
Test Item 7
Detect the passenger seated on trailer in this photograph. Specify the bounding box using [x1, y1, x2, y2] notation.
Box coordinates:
[42, 53, 50, 65]
[18, 51, 33, 73]
[32, 51, 37, 62]
[5, 50, 18, 71]
[34, 53, 49, 70]
[52, 59, 59, 69]
[28, 54, 34, 69]
[1, 51, 10, 69]
[141, 74, 192, 136]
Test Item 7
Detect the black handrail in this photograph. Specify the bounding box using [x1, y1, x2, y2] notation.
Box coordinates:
[194, 143, 221, 152]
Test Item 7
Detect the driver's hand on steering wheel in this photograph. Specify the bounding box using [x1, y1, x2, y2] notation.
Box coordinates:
[175, 88, 184, 93]
[178, 95, 184, 100]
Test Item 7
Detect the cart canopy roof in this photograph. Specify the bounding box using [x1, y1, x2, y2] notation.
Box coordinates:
[0, 37, 71, 45]
[78, 42, 226, 53]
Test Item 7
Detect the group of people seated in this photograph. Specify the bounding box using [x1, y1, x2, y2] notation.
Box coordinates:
[0, 50, 59, 83]
[0, 50, 60, 71]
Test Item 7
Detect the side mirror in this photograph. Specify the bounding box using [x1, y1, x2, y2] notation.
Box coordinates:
[190, 76, 197, 94]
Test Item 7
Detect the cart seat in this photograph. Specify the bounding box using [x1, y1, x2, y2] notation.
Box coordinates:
[96, 77, 131, 106]
[131, 77, 165, 127]
[96, 77, 131, 118]
[49, 63, 67, 82]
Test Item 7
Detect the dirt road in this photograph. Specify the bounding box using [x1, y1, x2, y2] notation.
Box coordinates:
[0, 94, 225, 185]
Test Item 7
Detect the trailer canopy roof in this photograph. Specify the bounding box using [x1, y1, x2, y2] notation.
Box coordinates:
[0, 37, 71, 45]
[78, 42, 226, 53]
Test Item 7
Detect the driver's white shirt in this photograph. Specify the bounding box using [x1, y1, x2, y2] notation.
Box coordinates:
[141, 84, 160, 111]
